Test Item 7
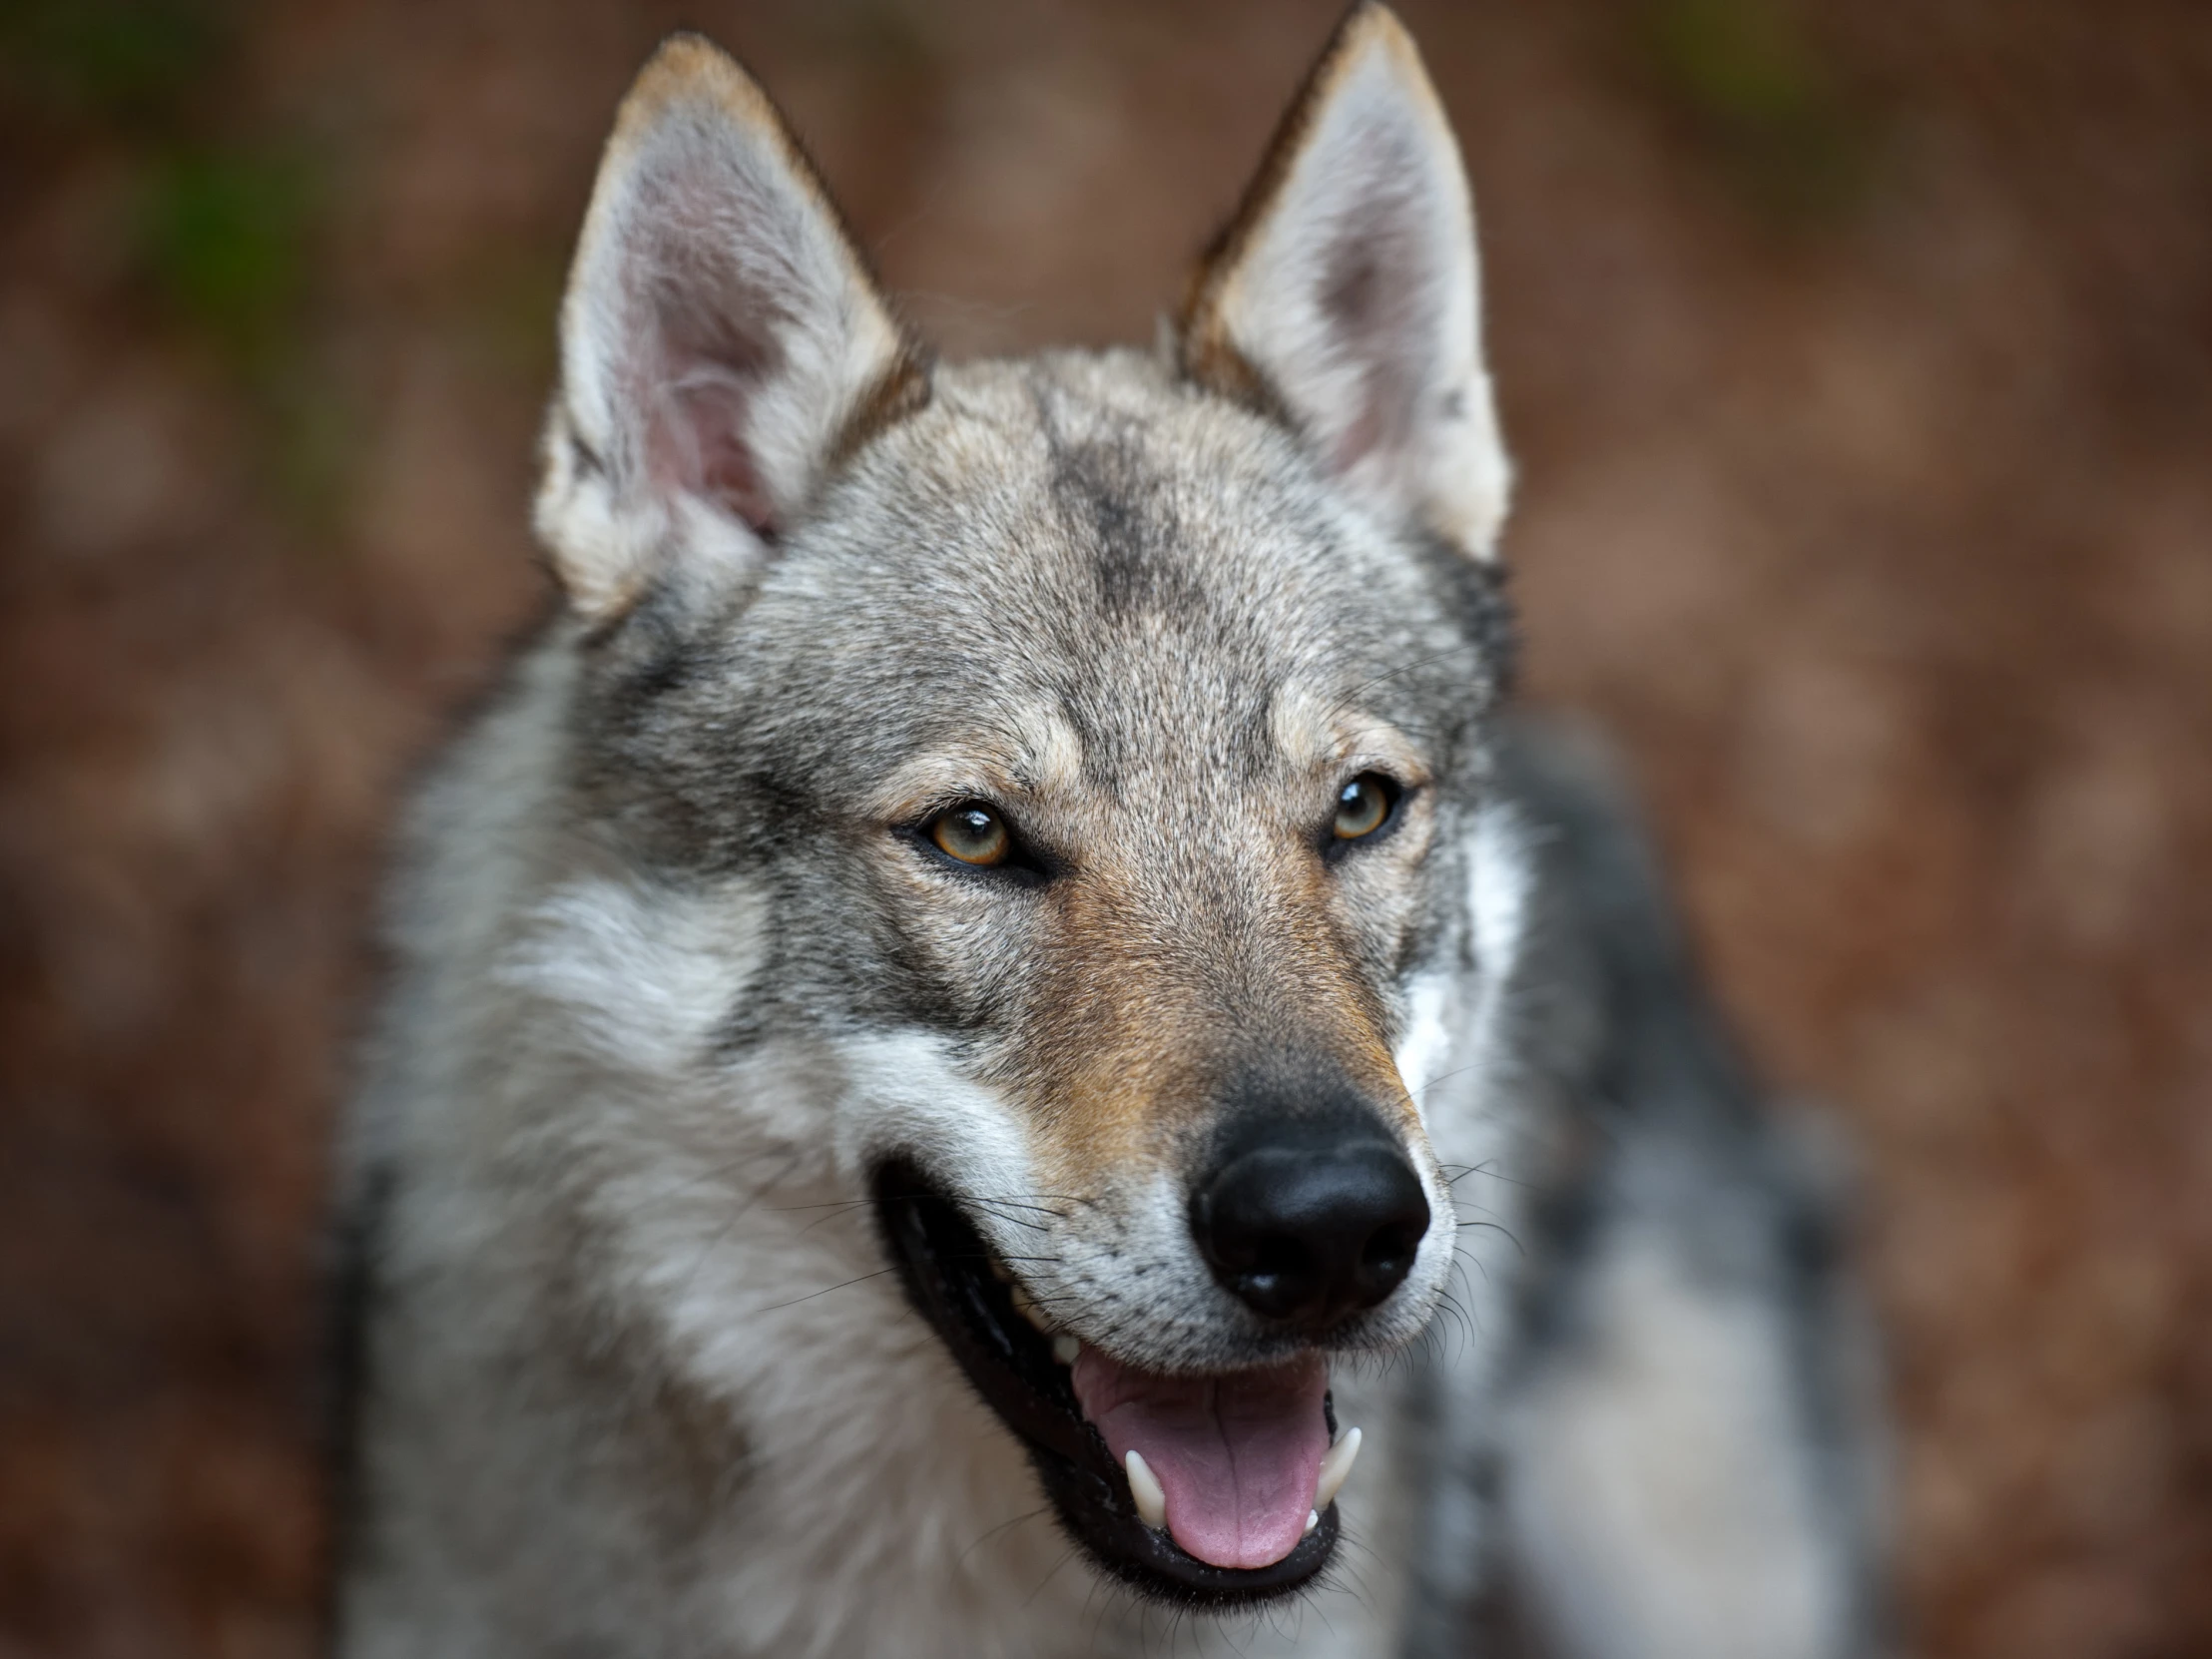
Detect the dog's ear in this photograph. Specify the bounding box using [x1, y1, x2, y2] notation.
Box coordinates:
[1179, 4, 1508, 560]
[535, 33, 927, 620]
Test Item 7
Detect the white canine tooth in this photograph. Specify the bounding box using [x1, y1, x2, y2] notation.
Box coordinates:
[1051, 1334, 1080, 1366]
[1125, 1450, 1168, 1530]
[1304, 1509, 1319, 1535]
[1314, 1425, 1363, 1511]
[1007, 1281, 1052, 1333]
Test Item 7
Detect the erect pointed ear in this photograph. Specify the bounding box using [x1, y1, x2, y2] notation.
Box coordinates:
[535, 34, 928, 620]
[1179, 4, 1509, 559]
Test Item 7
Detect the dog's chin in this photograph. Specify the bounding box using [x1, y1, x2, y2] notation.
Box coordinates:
[869, 1159, 1346, 1608]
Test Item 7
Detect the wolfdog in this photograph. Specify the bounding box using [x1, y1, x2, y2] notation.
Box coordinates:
[334, 7, 1886, 1655]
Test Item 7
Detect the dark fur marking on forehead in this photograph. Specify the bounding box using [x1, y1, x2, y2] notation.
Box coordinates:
[1029, 376, 1198, 624]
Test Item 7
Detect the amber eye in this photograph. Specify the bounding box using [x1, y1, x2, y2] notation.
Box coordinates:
[928, 803, 1011, 866]
[1333, 774, 1397, 841]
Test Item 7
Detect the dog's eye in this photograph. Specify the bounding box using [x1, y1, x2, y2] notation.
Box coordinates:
[1333, 774, 1398, 841]
[929, 803, 1010, 866]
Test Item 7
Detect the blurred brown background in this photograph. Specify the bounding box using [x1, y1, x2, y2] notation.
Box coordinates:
[2, 1, 2207, 1654]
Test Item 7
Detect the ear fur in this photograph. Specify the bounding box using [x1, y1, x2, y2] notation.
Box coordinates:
[1180, 4, 1509, 559]
[535, 34, 927, 621]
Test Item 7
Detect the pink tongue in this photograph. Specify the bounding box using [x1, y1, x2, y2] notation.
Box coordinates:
[1070, 1346, 1331, 1570]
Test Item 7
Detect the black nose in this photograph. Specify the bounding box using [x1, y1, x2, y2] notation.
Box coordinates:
[1191, 1113, 1431, 1328]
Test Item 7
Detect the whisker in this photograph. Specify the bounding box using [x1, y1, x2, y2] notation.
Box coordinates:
[955, 1504, 1051, 1567]
[666, 1148, 811, 1307]
[747, 1267, 896, 1315]
[1454, 1220, 1524, 1258]
[1022, 1543, 1081, 1609]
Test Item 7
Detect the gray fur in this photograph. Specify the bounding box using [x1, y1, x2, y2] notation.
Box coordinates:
[335, 14, 1884, 1658]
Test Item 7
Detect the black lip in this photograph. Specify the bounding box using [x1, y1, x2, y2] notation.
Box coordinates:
[869, 1159, 1342, 1607]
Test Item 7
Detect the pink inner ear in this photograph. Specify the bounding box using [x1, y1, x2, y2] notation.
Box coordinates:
[624, 160, 790, 538]
[1316, 170, 1430, 476]
[648, 365, 776, 535]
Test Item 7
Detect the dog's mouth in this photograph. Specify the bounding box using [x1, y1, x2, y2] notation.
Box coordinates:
[870, 1159, 1354, 1606]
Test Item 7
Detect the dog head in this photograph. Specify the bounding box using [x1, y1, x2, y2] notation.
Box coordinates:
[533, 4, 1517, 1606]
